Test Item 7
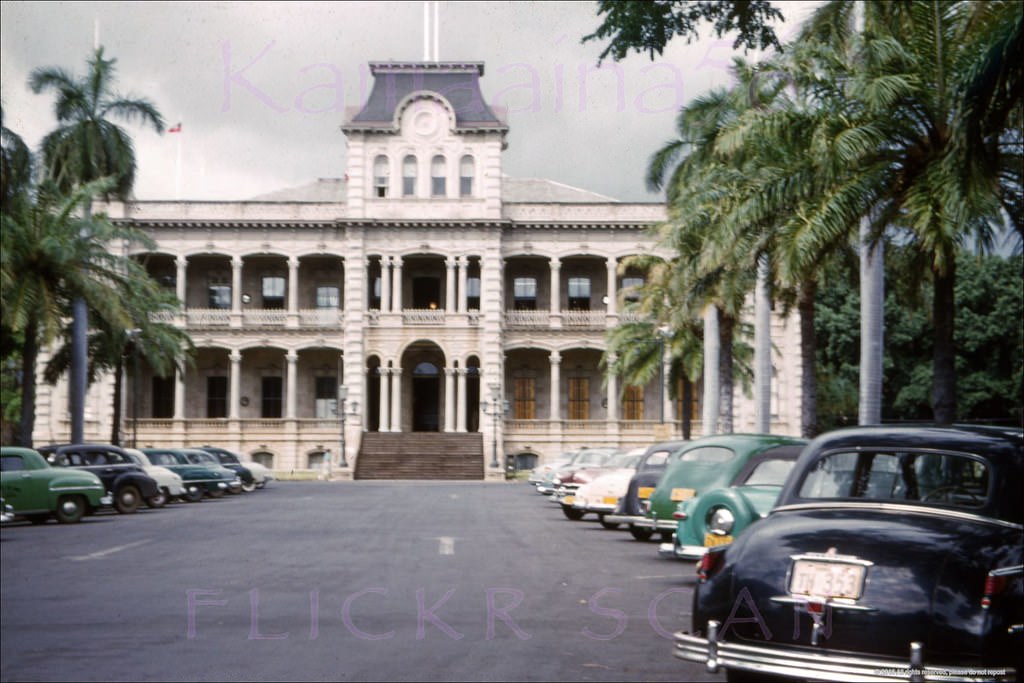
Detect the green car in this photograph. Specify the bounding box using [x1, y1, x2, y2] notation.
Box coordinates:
[657, 442, 804, 559]
[0, 446, 110, 524]
[624, 434, 808, 541]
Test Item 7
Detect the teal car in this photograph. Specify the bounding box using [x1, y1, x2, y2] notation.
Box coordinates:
[0, 446, 110, 523]
[657, 443, 804, 559]
[142, 448, 241, 500]
[624, 434, 808, 541]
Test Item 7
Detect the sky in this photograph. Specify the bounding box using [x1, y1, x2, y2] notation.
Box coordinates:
[1, 1, 822, 203]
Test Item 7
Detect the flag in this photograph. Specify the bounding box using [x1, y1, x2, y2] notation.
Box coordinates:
[168, 122, 182, 133]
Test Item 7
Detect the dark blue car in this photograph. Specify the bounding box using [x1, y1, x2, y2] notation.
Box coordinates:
[675, 425, 1023, 682]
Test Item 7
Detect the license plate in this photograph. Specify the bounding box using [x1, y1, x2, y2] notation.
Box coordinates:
[671, 487, 696, 502]
[563, 495, 575, 505]
[602, 496, 618, 506]
[789, 560, 866, 600]
[638, 487, 654, 499]
[704, 532, 733, 548]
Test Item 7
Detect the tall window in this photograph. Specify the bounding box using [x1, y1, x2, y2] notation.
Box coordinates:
[370, 275, 381, 309]
[402, 155, 417, 197]
[262, 276, 285, 309]
[315, 376, 337, 419]
[513, 277, 537, 310]
[622, 385, 644, 420]
[373, 155, 389, 197]
[622, 276, 644, 303]
[459, 155, 474, 197]
[568, 277, 591, 310]
[431, 155, 446, 197]
[466, 277, 481, 310]
[316, 286, 339, 309]
[152, 376, 174, 418]
[208, 282, 231, 309]
[568, 378, 590, 420]
[207, 376, 227, 418]
[262, 377, 283, 418]
[513, 378, 536, 419]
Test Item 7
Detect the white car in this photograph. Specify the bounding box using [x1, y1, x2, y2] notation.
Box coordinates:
[199, 446, 274, 490]
[569, 448, 646, 527]
[123, 447, 187, 506]
[528, 451, 578, 488]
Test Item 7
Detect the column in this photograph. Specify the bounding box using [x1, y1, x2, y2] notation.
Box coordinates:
[662, 352, 673, 427]
[391, 367, 403, 432]
[606, 353, 618, 421]
[287, 257, 299, 317]
[174, 361, 185, 420]
[393, 258, 403, 312]
[175, 257, 187, 307]
[549, 258, 561, 326]
[444, 368, 455, 432]
[549, 351, 561, 421]
[378, 367, 390, 432]
[456, 369, 467, 432]
[606, 258, 618, 316]
[285, 351, 298, 419]
[445, 257, 456, 313]
[231, 256, 243, 327]
[380, 257, 391, 313]
[456, 256, 468, 314]
[229, 351, 242, 419]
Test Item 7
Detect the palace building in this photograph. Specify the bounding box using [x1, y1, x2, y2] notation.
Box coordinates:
[31, 61, 803, 478]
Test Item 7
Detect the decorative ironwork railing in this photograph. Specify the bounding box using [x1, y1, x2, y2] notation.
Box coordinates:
[242, 310, 287, 326]
[298, 308, 343, 327]
[185, 308, 231, 327]
[402, 309, 446, 325]
[562, 310, 606, 328]
[504, 310, 550, 327]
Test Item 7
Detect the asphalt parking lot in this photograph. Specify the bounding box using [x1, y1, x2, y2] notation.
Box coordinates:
[1, 480, 723, 683]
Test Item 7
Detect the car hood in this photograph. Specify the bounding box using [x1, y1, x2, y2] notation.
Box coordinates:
[575, 469, 634, 500]
[721, 505, 1023, 660]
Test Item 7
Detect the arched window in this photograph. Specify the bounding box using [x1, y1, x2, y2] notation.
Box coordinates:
[402, 155, 417, 197]
[459, 155, 475, 197]
[373, 155, 389, 198]
[431, 155, 447, 197]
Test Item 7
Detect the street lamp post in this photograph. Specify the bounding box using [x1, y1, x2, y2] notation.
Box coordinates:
[480, 381, 508, 469]
[126, 328, 142, 448]
[337, 385, 359, 468]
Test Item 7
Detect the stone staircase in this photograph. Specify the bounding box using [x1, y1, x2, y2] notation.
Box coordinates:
[354, 432, 485, 480]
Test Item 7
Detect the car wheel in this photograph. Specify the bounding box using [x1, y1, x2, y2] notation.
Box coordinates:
[55, 495, 85, 524]
[183, 485, 204, 503]
[599, 515, 620, 530]
[255, 482, 266, 489]
[562, 505, 585, 521]
[629, 525, 654, 541]
[146, 488, 168, 509]
[207, 488, 225, 499]
[241, 480, 257, 493]
[114, 485, 141, 514]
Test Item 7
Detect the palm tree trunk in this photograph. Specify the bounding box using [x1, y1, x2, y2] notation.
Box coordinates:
[932, 261, 957, 424]
[754, 256, 772, 433]
[16, 318, 39, 448]
[859, 216, 884, 425]
[798, 279, 818, 438]
[70, 200, 92, 443]
[110, 353, 125, 445]
[702, 305, 720, 436]
[682, 375, 693, 440]
[719, 313, 735, 434]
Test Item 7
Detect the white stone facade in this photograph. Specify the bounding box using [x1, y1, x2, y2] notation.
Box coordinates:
[31, 62, 802, 476]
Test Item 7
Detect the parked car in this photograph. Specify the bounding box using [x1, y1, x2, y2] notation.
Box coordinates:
[555, 448, 644, 521]
[528, 450, 578, 487]
[536, 447, 617, 495]
[198, 445, 274, 491]
[176, 448, 251, 494]
[122, 448, 187, 506]
[141, 448, 242, 499]
[613, 434, 807, 541]
[0, 497, 14, 524]
[675, 425, 1023, 682]
[658, 443, 803, 560]
[603, 440, 688, 530]
[38, 443, 163, 514]
[0, 446, 110, 523]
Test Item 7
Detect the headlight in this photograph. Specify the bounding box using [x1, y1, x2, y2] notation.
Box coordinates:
[552, 477, 562, 485]
[707, 508, 735, 535]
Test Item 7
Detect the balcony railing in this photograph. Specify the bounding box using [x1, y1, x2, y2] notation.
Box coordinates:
[563, 310, 606, 328]
[185, 308, 231, 327]
[298, 308, 343, 327]
[402, 308, 446, 325]
[504, 310, 549, 327]
[242, 309, 287, 326]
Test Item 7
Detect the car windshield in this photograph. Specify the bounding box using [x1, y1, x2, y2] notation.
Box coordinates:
[743, 459, 796, 486]
[798, 449, 990, 509]
[604, 452, 640, 468]
[147, 452, 179, 466]
[186, 452, 218, 465]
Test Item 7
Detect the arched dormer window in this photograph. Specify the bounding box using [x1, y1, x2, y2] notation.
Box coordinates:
[431, 155, 447, 197]
[460, 155, 475, 197]
[402, 155, 417, 197]
[373, 155, 389, 198]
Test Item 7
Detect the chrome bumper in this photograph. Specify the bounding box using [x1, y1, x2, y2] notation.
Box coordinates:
[675, 620, 1016, 682]
[658, 541, 706, 560]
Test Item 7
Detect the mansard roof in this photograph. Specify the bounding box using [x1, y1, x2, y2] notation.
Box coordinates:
[342, 61, 508, 133]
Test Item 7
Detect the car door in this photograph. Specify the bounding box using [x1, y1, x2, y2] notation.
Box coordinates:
[0, 452, 51, 513]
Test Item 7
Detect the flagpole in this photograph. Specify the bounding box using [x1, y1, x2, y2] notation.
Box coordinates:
[175, 116, 182, 200]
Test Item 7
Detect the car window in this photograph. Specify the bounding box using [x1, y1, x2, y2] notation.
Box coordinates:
[0, 455, 26, 472]
[798, 450, 990, 509]
[148, 452, 175, 466]
[642, 450, 671, 469]
[679, 446, 734, 463]
[743, 459, 795, 486]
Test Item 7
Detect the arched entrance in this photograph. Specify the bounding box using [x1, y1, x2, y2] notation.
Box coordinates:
[401, 341, 446, 433]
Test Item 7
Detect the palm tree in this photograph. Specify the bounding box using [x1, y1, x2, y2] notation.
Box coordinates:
[29, 45, 164, 442]
[1, 103, 32, 211]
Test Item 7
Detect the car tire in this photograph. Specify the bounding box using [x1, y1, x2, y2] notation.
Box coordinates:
[599, 515, 620, 530]
[629, 525, 654, 541]
[255, 482, 266, 489]
[241, 480, 257, 493]
[114, 485, 141, 514]
[55, 495, 85, 524]
[562, 505, 585, 521]
[146, 488, 168, 509]
[183, 485, 204, 503]
[207, 488, 225, 499]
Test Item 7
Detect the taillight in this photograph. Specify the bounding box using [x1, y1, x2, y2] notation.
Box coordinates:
[982, 572, 1009, 609]
[672, 510, 688, 520]
[697, 549, 725, 582]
